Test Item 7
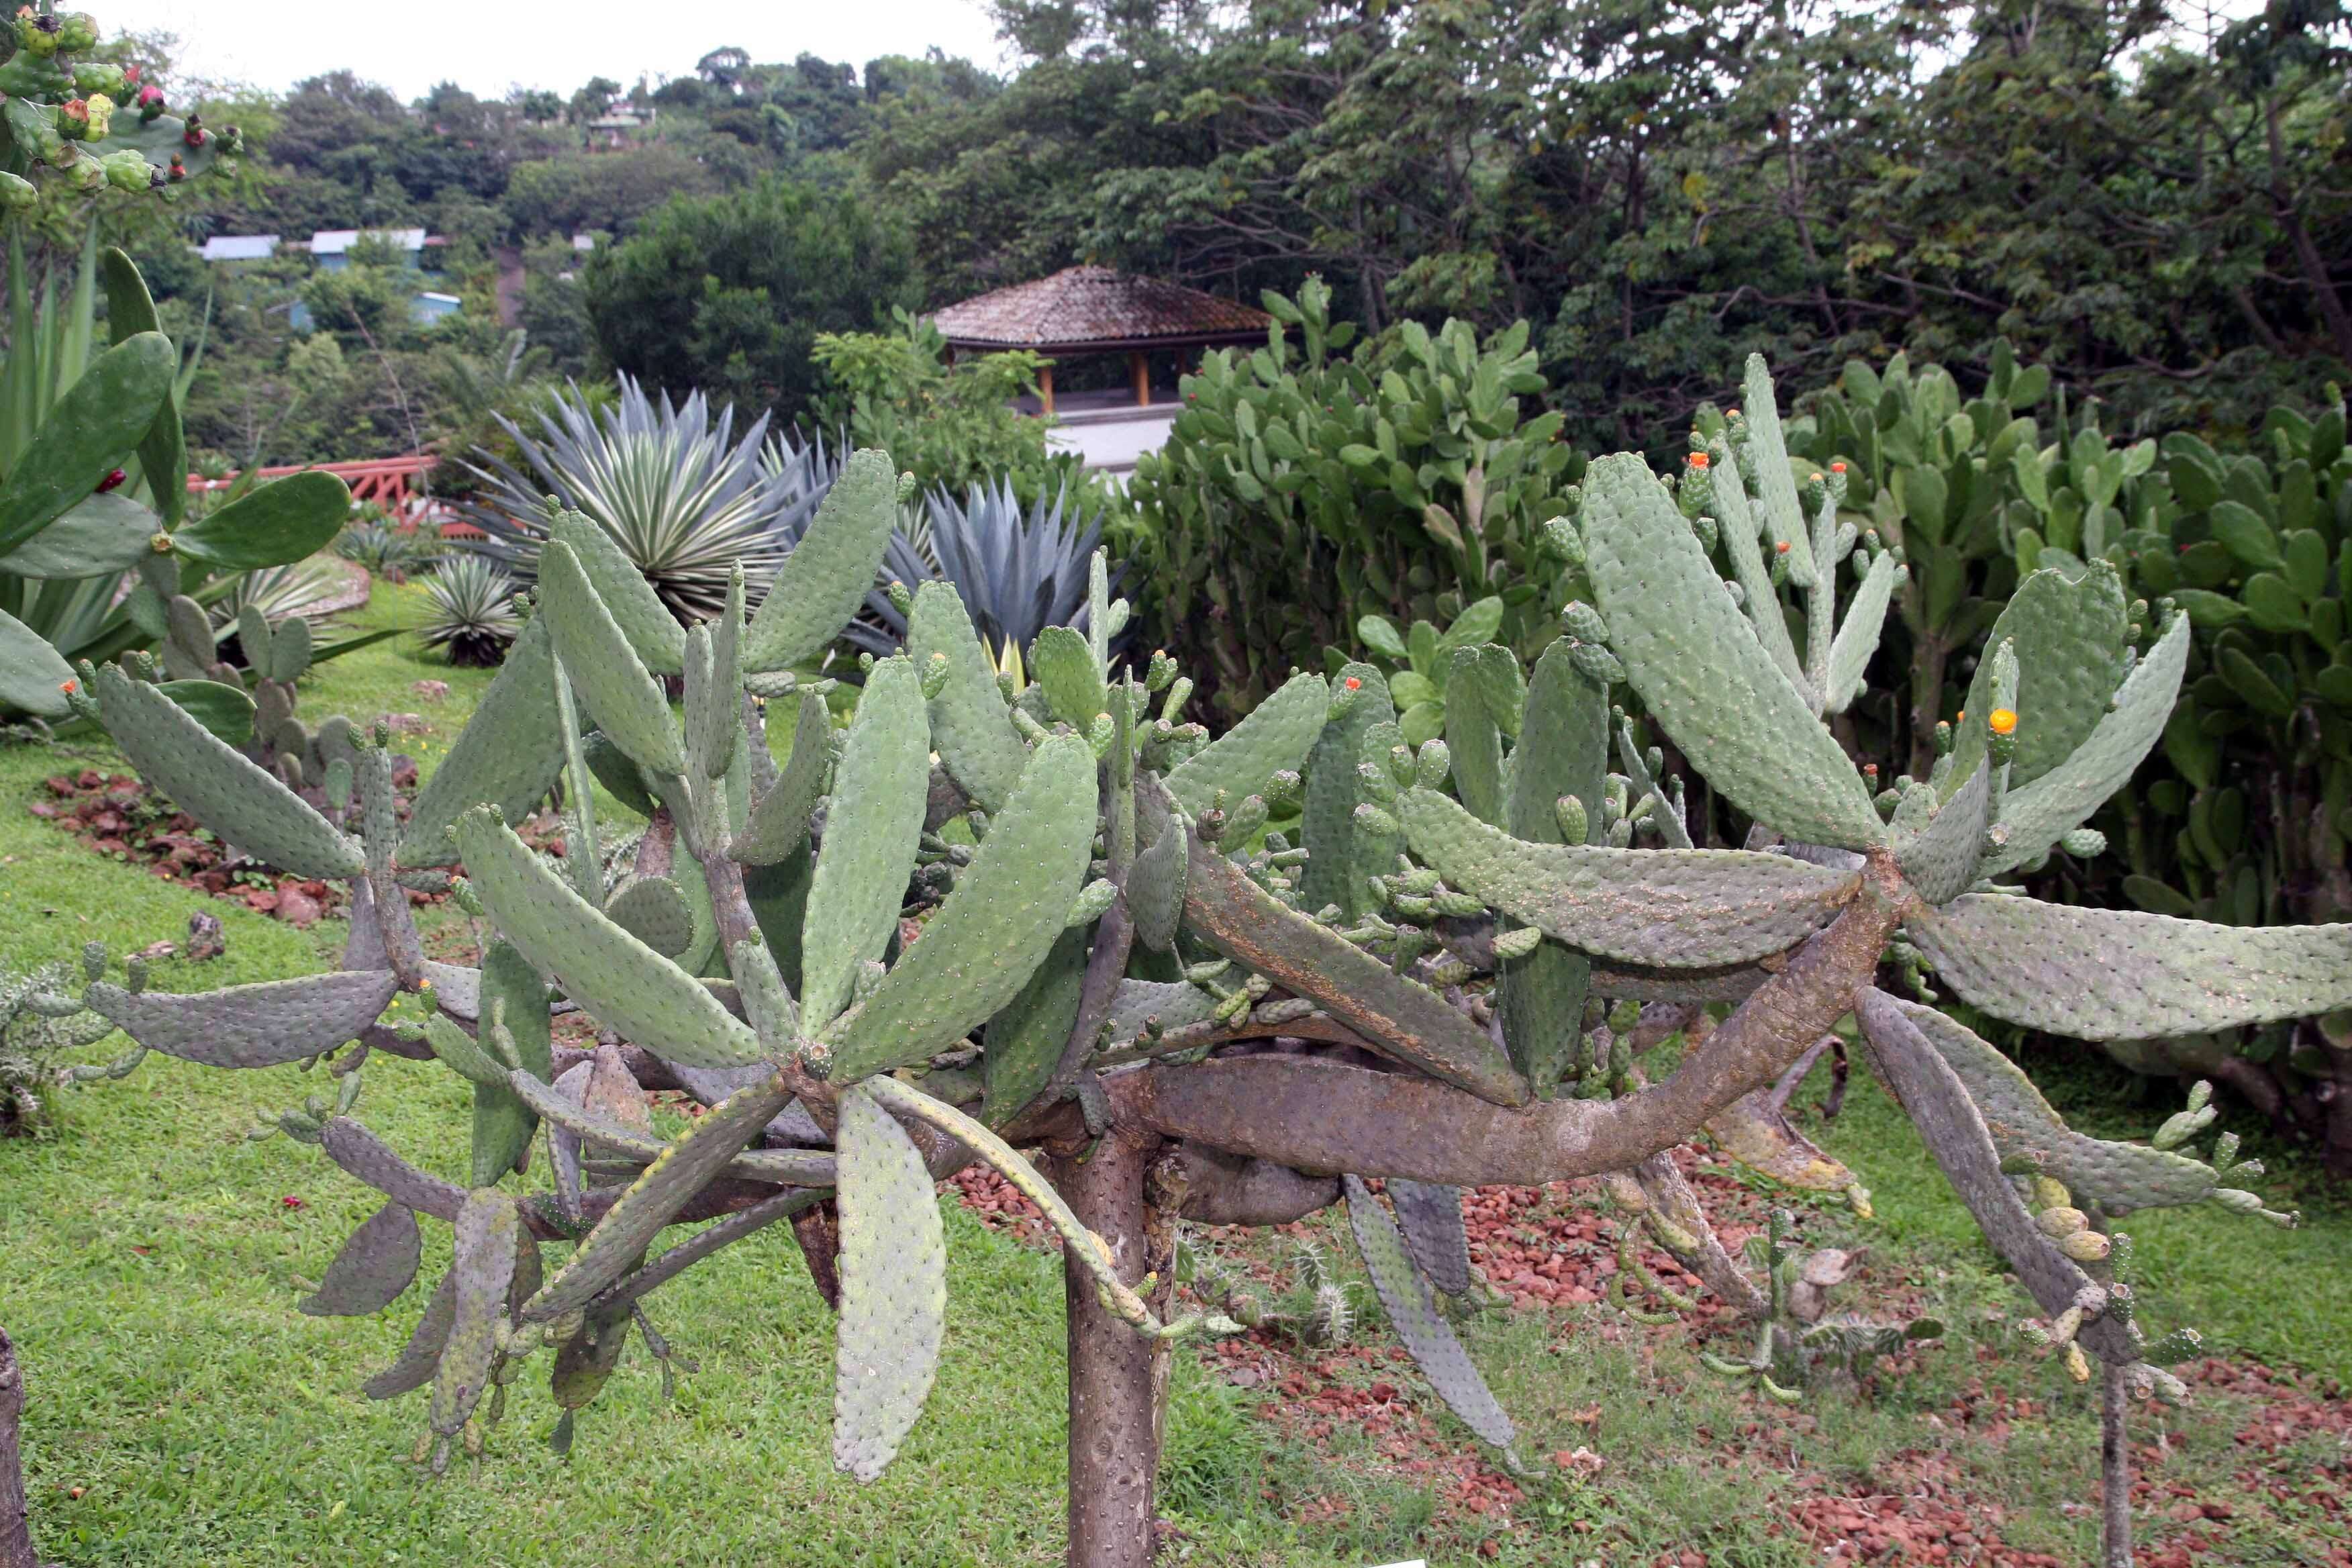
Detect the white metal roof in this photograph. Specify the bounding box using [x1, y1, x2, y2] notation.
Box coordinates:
[571, 233, 597, 251]
[415, 292, 462, 305]
[199, 234, 279, 260]
[309, 228, 427, 255]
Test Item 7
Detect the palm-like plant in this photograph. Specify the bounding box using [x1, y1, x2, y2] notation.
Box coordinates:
[850, 477, 1117, 669]
[459, 375, 827, 624]
[416, 555, 520, 666]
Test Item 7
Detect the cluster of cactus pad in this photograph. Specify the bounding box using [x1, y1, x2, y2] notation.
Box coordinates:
[21, 362, 2352, 1564]
[0, 5, 239, 201]
[1, 236, 353, 726]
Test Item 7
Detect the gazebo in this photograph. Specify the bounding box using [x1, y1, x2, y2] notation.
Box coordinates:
[930, 265, 1274, 415]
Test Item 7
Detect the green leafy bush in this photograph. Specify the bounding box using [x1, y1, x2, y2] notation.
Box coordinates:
[811, 309, 1101, 509]
[1126, 277, 1580, 720]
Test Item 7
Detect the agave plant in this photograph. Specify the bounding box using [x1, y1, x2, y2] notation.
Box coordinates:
[417, 555, 520, 666]
[335, 518, 444, 583]
[850, 476, 1117, 672]
[460, 376, 826, 624]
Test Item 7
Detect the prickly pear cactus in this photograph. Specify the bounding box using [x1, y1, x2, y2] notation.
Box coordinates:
[30, 410, 2348, 1568]
[2, 232, 352, 727]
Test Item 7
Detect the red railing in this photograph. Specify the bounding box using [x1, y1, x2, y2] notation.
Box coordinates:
[187, 452, 438, 506]
[185, 453, 484, 538]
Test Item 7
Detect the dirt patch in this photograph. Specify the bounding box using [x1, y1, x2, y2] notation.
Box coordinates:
[949, 1153, 2352, 1565]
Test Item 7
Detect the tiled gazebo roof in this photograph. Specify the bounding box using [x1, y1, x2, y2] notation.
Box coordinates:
[931, 266, 1273, 352]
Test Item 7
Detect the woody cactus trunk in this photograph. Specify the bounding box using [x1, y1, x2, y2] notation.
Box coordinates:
[15, 379, 2349, 1567]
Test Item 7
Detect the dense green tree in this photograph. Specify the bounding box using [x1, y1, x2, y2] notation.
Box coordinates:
[581, 175, 919, 425]
[501, 147, 726, 238]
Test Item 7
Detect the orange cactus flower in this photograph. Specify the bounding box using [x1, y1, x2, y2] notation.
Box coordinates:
[59, 679, 77, 693]
[1687, 452, 1710, 469]
[1342, 676, 1362, 691]
[1988, 708, 2018, 736]
[1775, 540, 1791, 555]
[1830, 461, 1847, 473]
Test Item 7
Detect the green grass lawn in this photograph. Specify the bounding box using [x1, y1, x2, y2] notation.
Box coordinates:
[5, 581, 2348, 1566]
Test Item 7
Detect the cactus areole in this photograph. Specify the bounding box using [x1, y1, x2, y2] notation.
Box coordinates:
[19, 401, 2350, 1568]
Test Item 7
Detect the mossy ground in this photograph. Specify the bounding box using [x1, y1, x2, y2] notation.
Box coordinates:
[3, 583, 2346, 1565]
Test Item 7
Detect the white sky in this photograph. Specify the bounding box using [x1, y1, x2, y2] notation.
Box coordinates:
[98, 0, 1013, 100]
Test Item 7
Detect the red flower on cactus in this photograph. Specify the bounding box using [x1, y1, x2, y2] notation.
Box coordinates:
[1342, 676, 1362, 691]
[58, 679, 76, 694]
[138, 84, 164, 107]
[1686, 451, 1709, 469]
[96, 468, 126, 493]
[123, 64, 140, 84]
[61, 98, 89, 124]
[1774, 540, 1791, 555]
[1831, 461, 1847, 473]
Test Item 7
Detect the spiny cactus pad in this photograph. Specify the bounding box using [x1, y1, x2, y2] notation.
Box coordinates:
[1824, 550, 1899, 715]
[1890, 1000, 2223, 1214]
[1181, 811, 1527, 1106]
[94, 661, 363, 879]
[299, 1200, 422, 1318]
[1907, 893, 2352, 1040]
[525, 1071, 794, 1322]
[453, 807, 763, 1069]
[538, 540, 685, 776]
[1979, 614, 2188, 877]
[908, 581, 1027, 812]
[1030, 624, 1108, 727]
[1398, 788, 1859, 967]
[800, 656, 930, 1030]
[732, 689, 831, 866]
[1497, 639, 1607, 1095]
[1125, 801, 1189, 953]
[1953, 565, 2128, 789]
[1738, 355, 1818, 591]
[1344, 1176, 1515, 1453]
[1302, 663, 1395, 919]
[978, 927, 1089, 1124]
[1894, 759, 1990, 905]
[744, 449, 899, 673]
[363, 1267, 459, 1401]
[1387, 1179, 1473, 1298]
[1854, 990, 2136, 1366]
[86, 969, 397, 1068]
[546, 507, 687, 675]
[1167, 669, 1328, 818]
[828, 733, 1096, 1081]
[832, 1085, 948, 1482]
[1444, 645, 1510, 826]
[400, 612, 569, 864]
[1706, 434, 1809, 694]
[1581, 454, 1883, 851]
[431, 1189, 520, 1442]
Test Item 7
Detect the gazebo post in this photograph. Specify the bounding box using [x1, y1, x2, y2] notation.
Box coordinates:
[1038, 364, 1055, 416]
[1128, 350, 1150, 407]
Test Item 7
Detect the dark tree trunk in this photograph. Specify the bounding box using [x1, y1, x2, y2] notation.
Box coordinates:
[1906, 628, 1949, 785]
[1, 1325, 40, 1568]
[1054, 1132, 1173, 1568]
